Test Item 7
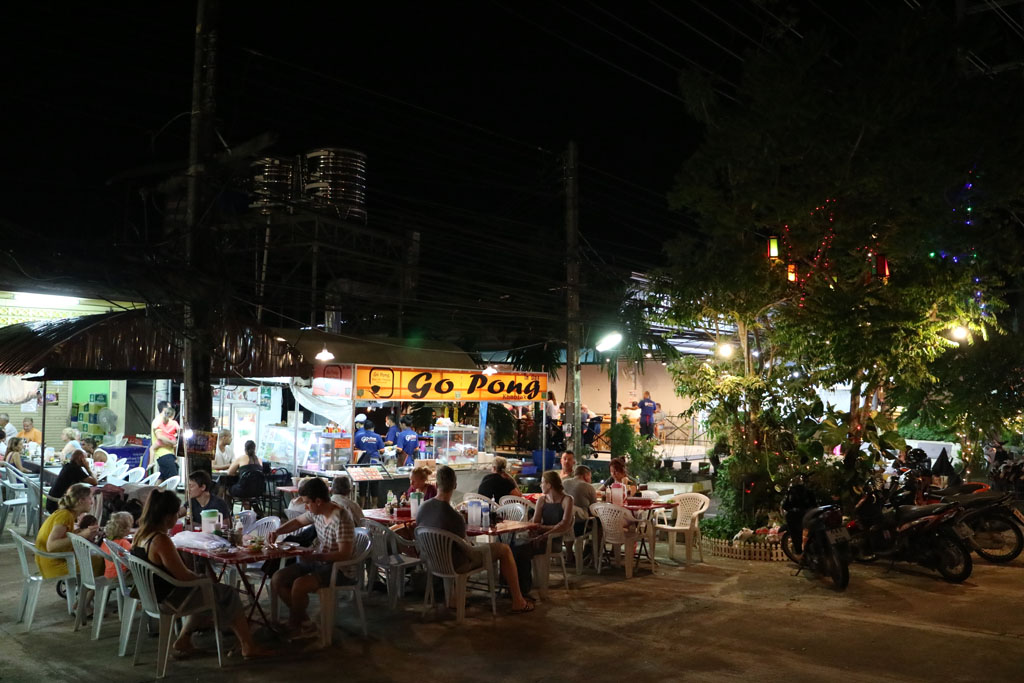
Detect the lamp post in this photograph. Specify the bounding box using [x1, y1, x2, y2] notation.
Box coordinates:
[596, 332, 623, 428]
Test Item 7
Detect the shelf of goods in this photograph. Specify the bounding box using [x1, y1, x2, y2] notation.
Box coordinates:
[429, 426, 480, 469]
[260, 424, 352, 472]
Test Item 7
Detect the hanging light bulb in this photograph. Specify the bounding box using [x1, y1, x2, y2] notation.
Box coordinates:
[482, 365, 498, 376]
[717, 343, 735, 358]
[315, 346, 335, 362]
[951, 326, 968, 341]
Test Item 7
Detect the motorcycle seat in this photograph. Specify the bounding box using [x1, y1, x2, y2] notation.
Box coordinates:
[929, 483, 985, 497]
[939, 491, 1006, 506]
[895, 502, 956, 523]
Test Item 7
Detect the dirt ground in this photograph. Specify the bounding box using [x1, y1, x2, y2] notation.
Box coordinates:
[2, 537, 1023, 683]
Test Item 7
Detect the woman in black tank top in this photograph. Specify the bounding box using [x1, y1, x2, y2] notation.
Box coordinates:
[531, 471, 575, 544]
[132, 490, 271, 659]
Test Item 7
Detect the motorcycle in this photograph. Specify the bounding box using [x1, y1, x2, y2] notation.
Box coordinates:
[920, 487, 1024, 564]
[779, 476, 851, 590]
[848, 476, 974, 583]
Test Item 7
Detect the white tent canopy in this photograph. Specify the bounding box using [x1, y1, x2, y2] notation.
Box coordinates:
[0, 375, 40, 404]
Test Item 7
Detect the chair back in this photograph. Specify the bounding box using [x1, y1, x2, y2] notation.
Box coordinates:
[124, 467, 146, 484]
[234, 469, 266, 499]
[414, 527, 473, 578]
[9, 528, 76, 579]
[496, 502, 526, 521]
[365, 519, 399, 566]
[352, 527, 372, 560]
[69, 533, 108, 591]
[159, 475, 181, 491]
[104, 539, 134, 599]
[590, 502, 634, 544]
[461, 492, 491, 504]
[108, 461, 129, 481]
[123, 553, 174, 619]
[639, 490, 661, 500]
[671, 493, 710, 528]
[246, 515, 280, 539]
[236, 509, 257, 533]
[140, 472, 160, 486]
[25, 478, 43, 531]
[499, 495, 536, 515]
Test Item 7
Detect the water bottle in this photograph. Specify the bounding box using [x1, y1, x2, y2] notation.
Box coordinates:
[481, 502, 491, 529]
[468, 500, 481, 527]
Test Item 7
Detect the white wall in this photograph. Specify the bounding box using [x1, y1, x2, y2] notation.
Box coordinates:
[546, 361, 691, 417]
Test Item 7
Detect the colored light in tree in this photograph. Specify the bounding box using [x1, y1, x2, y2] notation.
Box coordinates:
[952, 326, 969, 341]
[787, 264, 797, 282]
[768, 236, 779, 259]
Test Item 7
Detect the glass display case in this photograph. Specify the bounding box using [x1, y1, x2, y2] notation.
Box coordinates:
[429, 425, 479, 468]
[260, 424, 354, 472]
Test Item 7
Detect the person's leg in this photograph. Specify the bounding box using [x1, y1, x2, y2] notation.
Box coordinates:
[286, 574, 321, 627]
[271, 563, 303, 619]
[489, 543, 531, 610]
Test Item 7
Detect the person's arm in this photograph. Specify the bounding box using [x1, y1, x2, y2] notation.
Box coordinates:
[531, 495, 546, 523]
[502, 473, 522, 497]
[45, 521, 72, 552]
[317, 535, 354, 564]
[151, 534, 202, 582]
[225, 455, 243, 476]
[268, 513, 311, 543]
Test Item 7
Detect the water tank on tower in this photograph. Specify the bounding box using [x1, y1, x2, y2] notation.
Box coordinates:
[248, 157, 296, 215]
[303, 148, 367, 223]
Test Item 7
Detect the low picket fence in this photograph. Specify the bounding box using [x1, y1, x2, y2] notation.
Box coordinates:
[701, 537, 787, 562]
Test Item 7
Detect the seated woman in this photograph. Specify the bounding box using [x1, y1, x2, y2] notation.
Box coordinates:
[330, 476, 364, 525]
[477, 456, 522, 501]
[59, 427, 82, 460]
[35, 483, 103, 579]
[2, 436, 30, 473]
[405, 465, 437, 501]
[46, 450, 98, 513]
[597, 457, 638, 497]
[531, 471, 575, 543]
[131, 489, 270, 659]
[103, 511, 134, 581]
[227, 440, 264, 503]
[180, 470, 231, 524]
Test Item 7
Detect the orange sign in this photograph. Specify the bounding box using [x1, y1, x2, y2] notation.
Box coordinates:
[354, 366, 547, 402]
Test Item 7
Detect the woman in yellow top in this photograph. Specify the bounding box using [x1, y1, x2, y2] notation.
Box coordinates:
[35, 483, 99, 579]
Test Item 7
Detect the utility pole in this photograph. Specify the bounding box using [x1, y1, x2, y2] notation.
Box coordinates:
[183, 0, 218, 437]
[563, 141, 582, 454]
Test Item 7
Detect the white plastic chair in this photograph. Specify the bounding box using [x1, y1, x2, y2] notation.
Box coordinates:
[499, 495, 536, 517]
[460, 492, 493, 505]
[125, 467, 147, 484]
[104, 540, 140, 657]
[638, 490, 661, 501]
[139, 471, 160, 486]
[571, 507, 598, 575]
[69, 533, 117, 639]
[531, 532, 569, 599]
[124, 553, 224, 679]
[590, 502, 641, 579]
[0, 479, 28, 536]
[656, 492, 710, 563]
[24, 478, 45, 536]
[158, 475, 180, 491]
[415, 527, 497, 623]
[366, 519, 422, 609]
[318, 528, 373, 647]
[9, 530, 78, 631]
[236, 509, 257, 533]
[107, 461, 129, 482]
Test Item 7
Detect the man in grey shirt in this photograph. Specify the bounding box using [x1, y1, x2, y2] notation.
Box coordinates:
[563, 465, 597, 535]
[416, 465, 534, 613]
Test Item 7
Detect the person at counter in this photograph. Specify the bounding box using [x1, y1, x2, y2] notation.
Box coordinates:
[212, 429, 233, 470]
[18, 417, 42, 445]
[478, 456, 522, 500]
[150, 402, 180, 482]
[354, 419, 384, 464]
[395, 416, 420, 466]
[181, 470, 232, 523]
[384, 414, 399, 446]
[47, 449, 98, 513]
[405, 465, 437, 501]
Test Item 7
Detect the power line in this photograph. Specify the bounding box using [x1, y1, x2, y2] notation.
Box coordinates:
[649, 1, 745, 62]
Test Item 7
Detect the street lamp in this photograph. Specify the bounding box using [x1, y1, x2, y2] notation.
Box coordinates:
[717, 343, 735, 358]
[595, 331, 623, 427]
[951, 326, 969, 341]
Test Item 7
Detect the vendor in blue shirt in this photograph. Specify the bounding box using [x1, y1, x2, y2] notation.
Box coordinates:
[395, 416, 420, 467]
[384, 414, 399, 446]
[638, 391, 657, 439]
[354, 419, 385, 464]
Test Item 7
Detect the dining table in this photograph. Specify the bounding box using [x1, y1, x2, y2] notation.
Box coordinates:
[362, 508, 540, 538]
[179, 541, 315, 627]
[620, 500, 677, 566]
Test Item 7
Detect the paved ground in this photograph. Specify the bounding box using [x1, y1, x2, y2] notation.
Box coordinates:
[1, 537, 1023, 683]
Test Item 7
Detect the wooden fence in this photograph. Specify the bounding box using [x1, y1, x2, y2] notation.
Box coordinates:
[701, 537, 787, 562]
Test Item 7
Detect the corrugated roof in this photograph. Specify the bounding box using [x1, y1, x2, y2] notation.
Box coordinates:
[0, 309, 311, 380]
[271, 328, 479, 371]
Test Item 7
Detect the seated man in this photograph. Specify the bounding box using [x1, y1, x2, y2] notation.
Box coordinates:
[180, 470, 231, 523]
[269, 477, 355, 638]
[562, 464, 597, 536]
[330, 475, 364, 525]
[417, 465, 534, 614]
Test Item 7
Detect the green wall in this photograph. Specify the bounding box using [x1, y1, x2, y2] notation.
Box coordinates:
[72, 380, 110, 406]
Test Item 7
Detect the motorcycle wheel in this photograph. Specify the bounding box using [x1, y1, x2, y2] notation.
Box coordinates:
[56, 580, 66, 599]
[934, 534, 973, 583]
[969, 512, 1024, 564]
[824, 542, 850, 590]
[780, 530, 802, 564]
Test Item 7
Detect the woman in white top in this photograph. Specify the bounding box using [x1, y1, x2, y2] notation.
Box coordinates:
[59, 427, 82, 459]
[545, 391, 560, 422]
[212, 430, 233, 470]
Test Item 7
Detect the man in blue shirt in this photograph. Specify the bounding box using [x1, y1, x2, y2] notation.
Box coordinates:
[638, 391, 657, 439]
[355, 419, 384, 464]
[384, 414, 399, 446]
[395, 416, 420, 467]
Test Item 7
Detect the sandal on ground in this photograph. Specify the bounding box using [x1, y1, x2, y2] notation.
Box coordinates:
[171, 646, 208, 660]
[510, 601, 536, 615]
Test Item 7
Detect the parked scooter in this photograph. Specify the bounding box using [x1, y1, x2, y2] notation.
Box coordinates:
[920, 487, 1024, 564]
[779, 475, 851, 590]
[848, 476, 974, 583]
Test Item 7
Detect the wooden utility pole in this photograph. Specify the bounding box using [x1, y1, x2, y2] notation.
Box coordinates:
[563, 141, 582, 453]
[183, 0, 218, 434]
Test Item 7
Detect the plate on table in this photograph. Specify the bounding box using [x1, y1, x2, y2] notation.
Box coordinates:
[277, 541, 299, 550]
[212, 546, 238, 555]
